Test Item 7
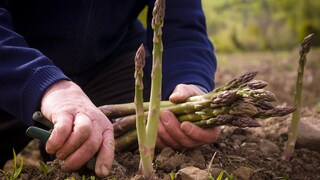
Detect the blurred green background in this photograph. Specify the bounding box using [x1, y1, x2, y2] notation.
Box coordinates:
[202, 0, 320, 52]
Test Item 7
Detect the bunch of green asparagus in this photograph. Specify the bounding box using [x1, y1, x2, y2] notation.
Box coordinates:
[97, 70, 296, 151]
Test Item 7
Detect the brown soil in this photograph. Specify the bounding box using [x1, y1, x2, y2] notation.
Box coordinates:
[2, 49, 320, 180]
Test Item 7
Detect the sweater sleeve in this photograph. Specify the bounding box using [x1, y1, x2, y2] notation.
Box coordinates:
[0, 8, 70, 125]
[146, 0, 217, 99]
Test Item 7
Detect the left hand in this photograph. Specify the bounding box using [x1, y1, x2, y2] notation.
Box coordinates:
[40, 80, 114, 177]
[156, 84, 221, 150]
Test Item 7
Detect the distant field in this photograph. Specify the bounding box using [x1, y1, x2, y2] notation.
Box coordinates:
[214, 48, 320, 107]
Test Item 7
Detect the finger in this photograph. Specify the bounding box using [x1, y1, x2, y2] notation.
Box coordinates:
[181, 122, 221, 144]
[160, 111, 201, 149]
[169, 84, 205, 103]
[46, 112, 73, 154]
[56, 113, 92, 159]
[60, 128, 102, 172]
[95, 125, 115, 177]
[158, 117, 181, 149]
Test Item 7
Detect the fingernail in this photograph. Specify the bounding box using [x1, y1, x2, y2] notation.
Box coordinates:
[182, 123, 192, 134]
[161, 117, 169, 125]
[100, 165, 109, 176]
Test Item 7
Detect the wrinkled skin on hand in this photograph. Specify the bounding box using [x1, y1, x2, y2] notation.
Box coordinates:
[41, 80, 114, 177]
[157, 84, 221, 149]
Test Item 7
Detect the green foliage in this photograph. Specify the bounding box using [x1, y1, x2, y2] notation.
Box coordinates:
[209, 170, 234, 180]
[82, 175, 96, 180]
[169, 171, 175, 180]
[0, 169, 8, 180]
[38, 161, 49, 176]
[0, 149, 24, 180]
[65, 177, 77, 180]
[11, 149, 24, 180]
[202, 0, 320, 52]
[283, 173, 290, 180]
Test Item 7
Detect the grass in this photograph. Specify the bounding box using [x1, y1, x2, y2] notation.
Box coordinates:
[209, 171, 234, 180]
[0, 149, 24, 180]
[38, 160, 49, 176]
[207, 152, 234, 180]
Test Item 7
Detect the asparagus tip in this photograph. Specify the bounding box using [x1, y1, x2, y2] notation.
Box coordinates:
[300, 33, 314, 56]
[135, 44, 146, 69]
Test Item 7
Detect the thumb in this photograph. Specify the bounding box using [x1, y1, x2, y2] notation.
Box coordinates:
[169, 84, 205, 103]
[169, 86, 186, 103]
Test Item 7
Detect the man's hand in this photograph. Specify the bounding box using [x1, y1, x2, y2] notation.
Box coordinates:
[41, 80, 114, 177]
[157, 84, 221, 149]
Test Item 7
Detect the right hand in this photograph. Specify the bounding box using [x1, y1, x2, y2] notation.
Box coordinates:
[40, 80, 114, 177]
[157, 84, 221, 150]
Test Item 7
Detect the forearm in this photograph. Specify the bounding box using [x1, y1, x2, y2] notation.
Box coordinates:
[0, 8, 69, 125]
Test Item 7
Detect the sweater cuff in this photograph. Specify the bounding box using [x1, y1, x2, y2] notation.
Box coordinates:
[196, 85, 209, 93]
[20, 66, 70, 125]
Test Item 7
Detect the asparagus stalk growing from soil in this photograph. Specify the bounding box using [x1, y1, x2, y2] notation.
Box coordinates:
[282, 33, 314, 160]
[134, 44, 154, 177]
[146, 0, 165, 157]
[136, 0, 165, 178]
